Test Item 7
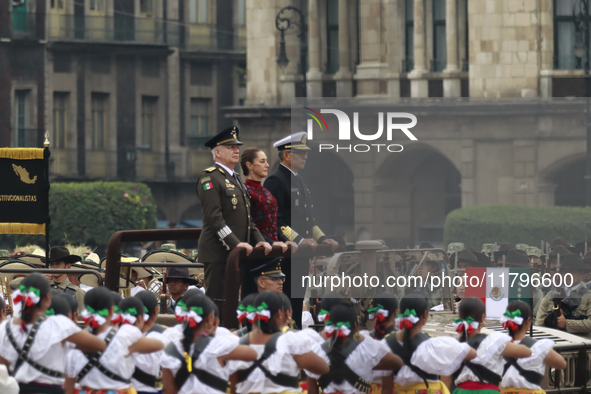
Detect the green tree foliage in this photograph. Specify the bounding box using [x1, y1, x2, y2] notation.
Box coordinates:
[0, 182, 157, 250]
[443, 204, 591, 249]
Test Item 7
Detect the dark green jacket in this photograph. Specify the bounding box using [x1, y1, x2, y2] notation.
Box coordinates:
[196, 163, 265, 263]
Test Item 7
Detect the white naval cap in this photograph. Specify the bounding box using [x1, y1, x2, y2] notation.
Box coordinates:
[273, 131, 310, 151]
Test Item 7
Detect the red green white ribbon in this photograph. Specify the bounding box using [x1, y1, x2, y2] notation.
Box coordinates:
[143, 306, 150, 322]
[82, 305, 109, 328]
[175, 301, 188, 322]
[236, 305, 248, 324]
[367, 304, 389, 321]
[395, 309, 419, 330]
[335, 321, 352, 337]
[255, 302, 271, 322]
[500, 310, 523, 331]
[318, 309, 330, 322]
[185, 306, 204, 328]
[111, 306, 123, 324]
[453, 317, 479, 335]
[12, 285, 41, 308]
[116, 308, 139, 325]
[324, 320, 336, 337]
[245, 305, 258, 323]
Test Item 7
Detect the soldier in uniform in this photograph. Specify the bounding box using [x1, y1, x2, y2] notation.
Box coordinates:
[250, 257, 286, 293]
[264, 131, 339, 328]
[43, 246, 86, 311]
[197, 126, 271, 313]
[535, 254, 591, 334]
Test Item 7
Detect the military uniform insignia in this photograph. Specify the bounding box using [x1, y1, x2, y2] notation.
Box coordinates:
[203, 181, 214, 191]
[232, 194, 238, 209]
[218, 167, 225, 174]
[200, 176, 211, 184]
[295, 199, 299, 206]
[226, 183, 235, 189]
[225, 179, 230, 183]
[204, 167, 216, 173]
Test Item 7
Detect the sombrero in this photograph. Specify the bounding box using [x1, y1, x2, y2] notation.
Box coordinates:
[0, 260, 38, 285]
[4, 249, 46, 268]
[141, 249, 202, 277]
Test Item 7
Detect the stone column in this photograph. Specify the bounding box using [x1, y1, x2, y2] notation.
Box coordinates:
[443, 0, 461, 97]
[306, 0, 323, 97]
[409, 0, 428, 97]
[334, 0, 353, 96]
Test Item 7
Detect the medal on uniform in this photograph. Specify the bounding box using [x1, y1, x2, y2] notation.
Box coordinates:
[295, 199, 299, 206]
[232, 195, 237, 209]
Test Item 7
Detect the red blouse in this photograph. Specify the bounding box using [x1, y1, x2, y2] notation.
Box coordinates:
[245, 178, 279, 242]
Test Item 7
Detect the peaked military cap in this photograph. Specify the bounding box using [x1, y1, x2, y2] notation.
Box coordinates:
[204, 126, 242, 149]
[273, 131, 310, 151]
[250, 257, 286, 278]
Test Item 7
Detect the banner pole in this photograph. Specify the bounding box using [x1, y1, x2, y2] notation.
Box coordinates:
[44, 134, 51, 267]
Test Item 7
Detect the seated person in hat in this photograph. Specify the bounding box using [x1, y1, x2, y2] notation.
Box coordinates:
[45, 246, 86, 312]
[165, 267, 199, 314]
[251, 257, 286, 294]
[535, 254, 591, 334]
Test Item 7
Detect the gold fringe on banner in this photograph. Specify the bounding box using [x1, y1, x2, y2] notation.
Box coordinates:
[0, 223, 46, 235]
[0, 148, 45, 160]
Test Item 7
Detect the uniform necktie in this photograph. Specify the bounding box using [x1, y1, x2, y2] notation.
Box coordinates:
[233, 173, 243, 190]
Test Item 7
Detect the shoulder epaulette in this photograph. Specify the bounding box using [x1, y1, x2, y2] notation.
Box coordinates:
[204, 167, 216, 173]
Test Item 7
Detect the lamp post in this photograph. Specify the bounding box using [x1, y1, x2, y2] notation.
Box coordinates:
[275, 6, 307, 96]
[574, 0, 591, 206]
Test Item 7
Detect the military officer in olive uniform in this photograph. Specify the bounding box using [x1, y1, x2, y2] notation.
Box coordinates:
[197, 126, 272, 313]
[535, 254, 591, 334]
[43, 246, 86, 312]
[264, 131, 338, 328]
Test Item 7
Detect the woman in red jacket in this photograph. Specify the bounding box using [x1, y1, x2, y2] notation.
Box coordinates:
[240, 147, 297, 297]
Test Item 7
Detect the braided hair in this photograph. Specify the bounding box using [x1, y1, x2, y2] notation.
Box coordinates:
[253, 291, 283, 334]
[370, 292, 398, 339]
[46, 294, 72, 317]
[458, 297, 485, 342]
[504, 300, 531, 338]
[84, 287, 114, 334]
[16, 274, 50, 331]
[181, 294, 215, 356]
[135, 291, 158, 319]
[237, 293, 258, 332]
[398, 295, 428, 353]
[323, 301, 357, 385]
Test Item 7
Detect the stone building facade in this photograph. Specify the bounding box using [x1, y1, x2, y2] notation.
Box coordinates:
[225, 0, 591, 248]
[0, 0, 246, 228]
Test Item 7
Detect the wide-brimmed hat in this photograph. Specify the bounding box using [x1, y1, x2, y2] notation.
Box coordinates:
[552, 238, 571, 249]
[141, 249, 201, 277]
[0, 260, 38, 284]
[42, 246, 81, 265]
[493, 243, 515, 261]
[473, 251, 492, 267]
[575, 236, 591, 255]
[165, 267, 198, 285]
[549, 245, 572, 259]
[560, 254, 588, 271]
[4, 249, 46, 268]
[419, 241, 434, 249]
[450, 249, 485, 267]
[504, 249, 530, 268]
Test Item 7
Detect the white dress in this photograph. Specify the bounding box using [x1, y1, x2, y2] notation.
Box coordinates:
[500, 338, 554, 390]
[0, 315, 80, 385]
[229, 331, 314, 394]
[132, 329, 169, 393]
[66, 324, 143, 390]
[307, 336, 391, 394]
[160, 333, 239, 394]
[394, 336, 471, 387]
[455, 332, 512, 386]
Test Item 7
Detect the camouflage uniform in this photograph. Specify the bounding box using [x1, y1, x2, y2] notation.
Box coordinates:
[535, 282, 591, 334]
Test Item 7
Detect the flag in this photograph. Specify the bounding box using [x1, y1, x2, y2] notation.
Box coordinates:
[203, 182, 213, 191]
[465, 267, 530, 319]
[0, 148, 49, 235]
